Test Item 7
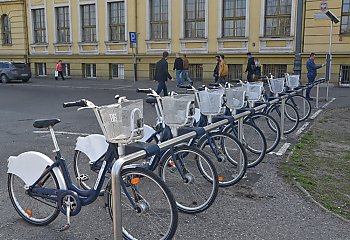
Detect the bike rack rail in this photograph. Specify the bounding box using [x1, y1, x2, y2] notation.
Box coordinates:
[111, 79, 326, 240]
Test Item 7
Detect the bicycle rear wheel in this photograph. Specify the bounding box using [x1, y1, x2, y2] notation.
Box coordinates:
[159, 145, 219, 214]
[105, 167, 178, 240]
[8, 171, 60, 226]
[266, 102, 300, 134]
[224, 122, 267, 168]
[246, 112, 281, 153]
[286, 94, 311, 121]
[196, 131, 247, 187]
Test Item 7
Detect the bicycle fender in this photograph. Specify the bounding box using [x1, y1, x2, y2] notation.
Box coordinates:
[7, 151, 67, 189]
[75, 134, 109, 163]
[137, 124, 156, 143]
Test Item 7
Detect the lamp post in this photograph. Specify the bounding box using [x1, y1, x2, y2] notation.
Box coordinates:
[324, 10, 340, 101]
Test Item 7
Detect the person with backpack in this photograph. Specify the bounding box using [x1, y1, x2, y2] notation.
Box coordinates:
[245, 52, 256, 82]
[173, 53, 184, 86]
[218, 55, 228, 84]
[182, 54, 193, 85]
[213, 55, 220, 83]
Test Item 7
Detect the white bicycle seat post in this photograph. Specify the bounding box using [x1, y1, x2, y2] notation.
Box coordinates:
[49, 126, 60, 153]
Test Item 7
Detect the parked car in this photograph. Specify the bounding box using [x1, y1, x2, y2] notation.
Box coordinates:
[0, 61, 32, 83]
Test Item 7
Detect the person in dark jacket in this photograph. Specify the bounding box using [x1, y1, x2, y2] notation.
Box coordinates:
[173, 53, 184, 86]
[245, 52, 256, 82]
[154, 51, 173, 96]
[306, 53, 324, 100]
[213, 55, 220, 83]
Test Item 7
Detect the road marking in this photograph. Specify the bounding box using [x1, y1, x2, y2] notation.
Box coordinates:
[10, 83, 134, 90]
[322, 97, 336, 108]
[33, 130, 89, 136]
[295, 122, 310, 136]
[310, 109, 322, 120]
[275, 143, 291, 156]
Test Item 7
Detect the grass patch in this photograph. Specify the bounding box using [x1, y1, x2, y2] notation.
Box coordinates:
[281, 109, 350, 220]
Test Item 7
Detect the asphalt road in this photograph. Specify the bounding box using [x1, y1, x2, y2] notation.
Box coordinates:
[0, 78, 349, 240]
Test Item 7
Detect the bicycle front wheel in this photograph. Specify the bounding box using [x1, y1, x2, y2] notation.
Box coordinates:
[196, 132, 247, 187]
[246, 112, 281, 153]
[8, 171, 60, 226]
[225, 122, 267, 168]
[159, 145, 219, 214]
[105, 167, 178, 240]
[266, 102, 300, 134]
[286, 94, 311, 121]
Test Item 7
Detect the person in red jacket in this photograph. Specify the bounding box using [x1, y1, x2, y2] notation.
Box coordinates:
[55, 60, 65, 81]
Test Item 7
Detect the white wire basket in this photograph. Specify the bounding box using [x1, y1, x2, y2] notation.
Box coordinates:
[286, 74, 300, 90]
[241, 82, 264, 101]
[225, 88, 246, 110]
[198, 89, 226, 116]
[96, 100, 144, 144]
[269, 78, 285, 94]
[161, 94, 195, 127]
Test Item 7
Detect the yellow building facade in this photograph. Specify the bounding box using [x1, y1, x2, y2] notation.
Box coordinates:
[0, 0, 349, 84]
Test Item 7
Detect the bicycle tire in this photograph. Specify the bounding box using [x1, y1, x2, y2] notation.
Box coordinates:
[245, 112, 281, 153]
[105, 167, 178, 240]
[266, 102, 300, 134]
[8, 171, 60, 226]
[159, 145, 219, 214]
[196, 131, 247, 187]
[286, 94, 311, 121]
[224, 122, 267, 168]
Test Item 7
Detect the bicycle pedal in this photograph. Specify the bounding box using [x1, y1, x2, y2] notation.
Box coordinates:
[78, 174, 89, 182]
[56, 223, 70, 232]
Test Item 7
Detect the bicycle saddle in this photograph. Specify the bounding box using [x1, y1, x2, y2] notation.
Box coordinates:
[33, 118, 61, 128]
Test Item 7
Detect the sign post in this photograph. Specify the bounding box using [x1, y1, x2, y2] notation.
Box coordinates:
[129, 32, 137, 84]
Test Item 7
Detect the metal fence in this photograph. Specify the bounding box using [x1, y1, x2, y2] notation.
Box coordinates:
[189, 64, 203, 81]
[340, 65, 350, 86]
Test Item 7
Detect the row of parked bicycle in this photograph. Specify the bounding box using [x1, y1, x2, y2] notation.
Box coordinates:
[7, 73, 320, 239]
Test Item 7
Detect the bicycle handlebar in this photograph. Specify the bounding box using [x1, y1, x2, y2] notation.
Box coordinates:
[63, 99, 87, 108]
[136, 88, 153, 94]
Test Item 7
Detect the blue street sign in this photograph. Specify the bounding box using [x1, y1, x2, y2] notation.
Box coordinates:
[129, 32, 137, 43]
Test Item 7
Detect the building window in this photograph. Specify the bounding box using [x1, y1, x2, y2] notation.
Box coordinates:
[149, 63, 156, 80]
[222, 0, 245, 37]
[83, 63, 96, 78]
[189, 64, 203, 81]
[56, 7, 70, 43]
[62, 63, 70, 77]
[110, 64, 124, 79]
[81, 4, 96, 42]
[340, 65, 350, 85]
[228, 64, 243, 81]
[265, 0, 292, 37]
[341, 0, 350, 34]
[1, 14, 11, 45]
[150, 0, 168, 39]
[263, 64, 287, 78]
[35, 63, 46, 76]
[108, 1, 125, 41]
[184, 0, 206, 38]
[32, 9, 46, 43]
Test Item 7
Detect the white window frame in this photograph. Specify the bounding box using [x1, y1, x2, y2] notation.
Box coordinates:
[218, 0, 250, 38]
[105, 0, 128, 42]
[29, 2, 48, 44]
[180, 0, 209, 39]
[62, 63, 71, 77]
[36, 62, 47, 76]
[259, 0, 296, 38]
[78, 0, 98, 43]
[110, 63, 125, 79]
[83, 63, 97, 78]
[53, 2, 72, 44]
[146, 0, 172, 40]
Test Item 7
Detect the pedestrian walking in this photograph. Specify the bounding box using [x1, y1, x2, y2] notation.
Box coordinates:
[245, 52, 256, 82]
[218, 55, 228, 84]
[182, 54, 193, 85]
[154, 51, 173, 96]
[173, 53, 184, 86]
[306, 53, 325, 100]
[55, 60, 65, 81]
[213, 55, 220, 83]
